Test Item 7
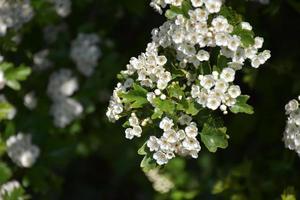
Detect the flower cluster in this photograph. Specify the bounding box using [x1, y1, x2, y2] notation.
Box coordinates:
[147, 117, 201, 165]
[0, 180, 21, 199]
[145, 169, 174, 193]
[6, 133, 40, 168]
[0, 0, 34, 36]
[107, 0, 270, 166]
[70, 33, 101, 76]
[47, 69, 83, 128]
[283, 96, 300, 156]
[191, 69, 241, 114]
[47, 0, 72, 17]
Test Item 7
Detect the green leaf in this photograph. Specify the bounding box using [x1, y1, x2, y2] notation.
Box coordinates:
[153, 98, 175, 115]
[177, 98, 201, 116]
[140, 155, 157, 172]
[219, 6, 243, 26]
[0, 62, 13, 72]
[0, 138, 6, 157]
[200, 123, 228, 153]
[167, 82, 185, 99]
[3, 187, 25, 200]
[215, 55, 228, 72]
[151, 109, 163, 120]
[0, 162, 12, 184]
[232, 26, 255, 47]
[281, 187, 297, 200]
[0, 102, 14, 121]
[6, 80, 21, 90]
[165, 0, 191, 19]
[5, 65, 31, 81]
[119, 83, 148, 109]
[230, 95, 254, 114]
[137, 143, 147, 156]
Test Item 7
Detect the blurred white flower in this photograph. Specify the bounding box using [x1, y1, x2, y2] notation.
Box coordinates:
[70, 33, 101, 76]
[6, 133, 40, 168]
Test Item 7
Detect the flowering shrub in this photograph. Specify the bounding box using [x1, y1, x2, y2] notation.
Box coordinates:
[0, 0, 300, 199]
[107, 0, 270, 169]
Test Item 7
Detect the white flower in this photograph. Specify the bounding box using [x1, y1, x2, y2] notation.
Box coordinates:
[206, 95, 221, 110]
[212, 16, 229, 32]
[205, 0, 222, 13]
[191, 0, 204, 7]
[215, 79, 229, 93]
[0, 181, 21, 198]
[228, 35, 241, 52]
[228, 85, 241, 98]
[283, 97, 300, 156]
[182, 137, 200, 151]
[215, 32, 229, 46]
[47, 69, 79, 100]
[147, 136, 160, 152]
[145, 169, 174, 194]
[220, 67, 235, 82]
[125, 128, 134, 140]
[185, 122, 198, 137]
[200, 75, 215, 89]
[0, 70, 6, 90]
[196, 50, 210, 61]
[70, 33, 101, 76]
[163, 129, 179, 143]
[153, 151, 169, 165]
[50, 98, 83, 128]
[0, 0, 34, 37]
[159, 117, 174, 131]
[254, 37, 264, 49]
[24, 91, 37, 110]
[241, 22, 252, 30]
[285, 100, 299, 114]
[6, 133, 40, 168]
[47, 0, 71, 17]
[129, 113, 139, 127]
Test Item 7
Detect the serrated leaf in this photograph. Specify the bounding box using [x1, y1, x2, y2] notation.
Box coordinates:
[219, 6, 243, 26]
[200, 123, 228, 153]
[230, 95, 254, 114]
[167, 82, 185, 99]
[151, 109, 163, 120]
[119, 83, 148, 109]
[177, 98, 201, 116]
[232, 26, 255, 47]
[0, 162, 12, 184]
[153, 98, 175, 115]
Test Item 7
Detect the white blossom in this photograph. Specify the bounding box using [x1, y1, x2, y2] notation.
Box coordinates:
[6, 133, 40, 168]
[0, 180, 21, 199]
[145, 169, 174, 193]
[0, 0, 34, 36]
[70, 33, 101, 76]
[283, 97, 300, 157]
